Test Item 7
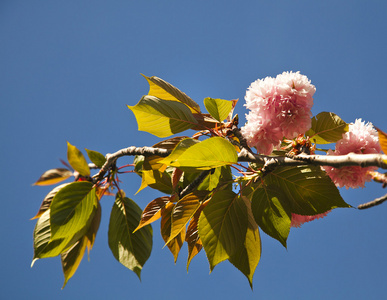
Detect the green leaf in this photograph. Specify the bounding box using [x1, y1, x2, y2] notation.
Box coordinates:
[142, 74, 201, 113]
[128, 96, 198, 138]
[203, 97, 233, 122]
[158, 138, 200, 167]
[50, 182, 97, 245]
[198, 190, 248, 271]
[184, 165, 233, 192]
[67, 142, 90, 177]
[85, 149, 106, 168]
[160, 137, 238, 170]
[306, 112, 348, 144]
[33, 168, 73, 186]
[228, 197, 261, 289]
[136, 156, 174, 194]
[262, 165, 350, 216]
[31, 183, 71, 220]
[32, 210, 79, 261]
[250, 185, 291, 247]
[133, 155, 145, 176]
[108, 194, 153, 280]
[61, 236, 88, 289]
[135, 137, 188, 194]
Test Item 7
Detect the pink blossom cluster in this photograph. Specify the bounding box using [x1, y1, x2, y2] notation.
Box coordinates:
[291, 211, 330, 228]
[324, 119, 381, 189]
[241, 71, 316, 154]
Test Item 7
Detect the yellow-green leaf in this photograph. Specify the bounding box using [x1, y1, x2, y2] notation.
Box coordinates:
[228, 197, 261, 289]
[306, 112, 348, 144]
[143, 75, 201, 113]
[50, 182, 97, 244]
[250, 185, 291, 247]
[33, 168, 73, 186]
[108, 194, 153, 280]
[61, 236, 88, 289]
[203, 97, 233, 122]
[32, 210, 79, 261]
[67, 142, 90, 177]
[264, 165, 350, 216]
[128, 96, 198, 138]
[160, 137, 238, 170]
[198, 190, 248, 271]
[158, 138, 199, 166]
[85, 149, 106, 168]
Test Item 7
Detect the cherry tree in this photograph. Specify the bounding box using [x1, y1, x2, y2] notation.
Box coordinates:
[31, 72, 387, 288]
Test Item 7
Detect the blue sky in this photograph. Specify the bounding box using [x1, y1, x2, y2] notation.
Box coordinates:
[1, 1, 387, 299]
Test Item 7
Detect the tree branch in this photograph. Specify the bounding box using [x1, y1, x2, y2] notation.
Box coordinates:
[93, 145, 387, 183]
[237, 149, 387, 170]
[358, 193, 387, 209]
[93, 146, 171, 182]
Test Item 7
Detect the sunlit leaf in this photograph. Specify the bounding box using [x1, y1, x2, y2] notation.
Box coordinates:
[50, 182, 97, 244]
[85, 149, 106, 168]
[198, 190, 248, 271]
[158, 138, 200, 166]
[143, 74, 201, 113]
[228, 197, 261, 288]
[33, 168, 73, 186]
[136, 138, 189, 194]
[161, 137, 238, 170]
[167, 192, 203, 244]
[128, 96, 198, 138]
[31, 183, 71, 220]
[108, 194, 153, 280]
[134, 196, 170, 232]
[160, 202, 185, 263]
[375, 126, 387, 154]
[184, 165, 233, 192]
[203, 97, 233, 122]
[32, 210, 79, 261]
[67, 142, 90, 177]
[306, 112, 348, 144]
[136, 166, 173, 195]
[61, 236, 88, 289]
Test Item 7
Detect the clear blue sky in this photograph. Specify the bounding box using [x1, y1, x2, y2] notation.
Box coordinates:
[1, 1, 387, 299]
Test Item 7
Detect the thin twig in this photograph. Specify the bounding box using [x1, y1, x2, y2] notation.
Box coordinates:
[358, 193, 387, 209]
